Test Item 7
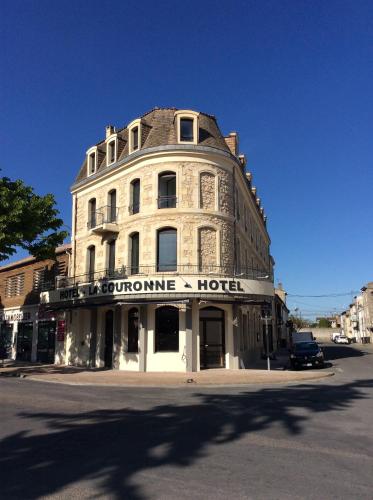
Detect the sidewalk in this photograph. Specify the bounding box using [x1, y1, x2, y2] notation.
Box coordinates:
[0, 361, 333, 387]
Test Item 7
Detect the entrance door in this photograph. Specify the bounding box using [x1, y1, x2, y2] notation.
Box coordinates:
[37, 321, 56, 363]
[16, 322, 33, 362]
[199, 307, 225, 369]
[104, 310, 114, 368]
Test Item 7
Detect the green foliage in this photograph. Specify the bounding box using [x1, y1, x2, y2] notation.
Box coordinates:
[0, 176, 68, 261]
[318, 317, 332, 328]
[288, 314, 311, 331]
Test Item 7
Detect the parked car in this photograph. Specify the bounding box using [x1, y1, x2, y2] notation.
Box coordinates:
[331, 332, 341, 342]
[289, 341, 325, 369]
[335, 335, 350, 344]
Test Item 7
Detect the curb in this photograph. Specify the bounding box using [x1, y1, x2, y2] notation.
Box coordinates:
[20, 370, 335, 389]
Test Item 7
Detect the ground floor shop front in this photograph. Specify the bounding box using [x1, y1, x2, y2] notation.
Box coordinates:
[56, 299, 276, 372]
[0, 306, 64, 364]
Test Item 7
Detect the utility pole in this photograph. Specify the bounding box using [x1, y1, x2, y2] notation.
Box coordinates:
[261, 306, 272, 371]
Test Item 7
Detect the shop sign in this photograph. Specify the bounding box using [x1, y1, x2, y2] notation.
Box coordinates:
[0, 310, 32, 322]
[42, 276, 274, 304]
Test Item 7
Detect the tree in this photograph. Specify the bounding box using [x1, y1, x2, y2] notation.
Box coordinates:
[318, 317, 331, 328]
[288, 314, 310, 331]
[0, 175, 68, 261]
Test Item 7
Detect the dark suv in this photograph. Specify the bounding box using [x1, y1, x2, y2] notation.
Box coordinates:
[289, 341, 324, 369]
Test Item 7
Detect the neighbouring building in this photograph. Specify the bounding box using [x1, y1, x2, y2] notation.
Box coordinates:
[347, 283, 373, 344]
[41, 108, 275, 371]
[274, 284, 290, 347]
[0, 245, 71, 362]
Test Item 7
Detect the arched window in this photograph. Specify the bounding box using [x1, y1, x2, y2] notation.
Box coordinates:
[157, 228, 177, 272]
[155, 306, 179, 352]
[108, 189, 117, 223]
[88, 198, 96, 229]
[130, 179, 140, 214]
[158, 172, 176, 208]
[87, 245, 95, 281]
[127, 308, 139, 353]
[130, 232, 139, 274]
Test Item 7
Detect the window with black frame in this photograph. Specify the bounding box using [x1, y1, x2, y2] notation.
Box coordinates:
[88, 198, 96, 228]
[107, 240, 116, 277]
[108, 140, 115, 164]
[155, 306, 179, 352]
[87, 245, 95, 282]
[108, 190, 117, 223]
[130, 232, 139, 274]
[130, 179, 140, 214]
[180, 118, 194, 142]
[132, 126, 139, 151]
[158, 172, 176, 208]
[157, 228, 177, 272]
[127, 308, 139, 353]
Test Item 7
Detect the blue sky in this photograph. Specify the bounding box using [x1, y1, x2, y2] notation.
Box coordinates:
[1, 0, 372, 318]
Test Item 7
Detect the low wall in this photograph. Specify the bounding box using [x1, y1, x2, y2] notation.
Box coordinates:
[299, 328, 340, 341]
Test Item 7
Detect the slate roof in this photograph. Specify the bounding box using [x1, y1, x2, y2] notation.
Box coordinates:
[74, 108, 232, 183]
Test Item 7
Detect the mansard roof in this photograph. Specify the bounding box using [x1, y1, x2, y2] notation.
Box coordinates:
[74, 108, 231, 183]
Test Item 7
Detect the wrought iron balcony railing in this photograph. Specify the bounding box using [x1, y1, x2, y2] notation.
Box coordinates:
[157, 195, 177, 209]
[87, 206, 119, 229]
[51, 264, 273, 290]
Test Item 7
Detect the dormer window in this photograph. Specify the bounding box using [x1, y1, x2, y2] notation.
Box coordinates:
[180, 118, 193, 142]
[128, 119, 142, 154]
[132, 127, 139, 150]
[174, 110, 199, 145]
[86, 147, 97, 176]
[108, 140, 116, 164]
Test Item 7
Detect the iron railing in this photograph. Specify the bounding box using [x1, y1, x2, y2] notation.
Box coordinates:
[87, 206, 119, 229]
[157, 195, 177, 209]
[51, 264, 273, 290]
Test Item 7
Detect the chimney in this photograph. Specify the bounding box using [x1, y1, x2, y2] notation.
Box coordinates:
[238, 154, 246, 168]
[256, 197, 261, 207]
[106, 125, 115, 138]
[245, 171, 252, 182]
[224, 132, 239, 156]
[251, 186, 257, 196]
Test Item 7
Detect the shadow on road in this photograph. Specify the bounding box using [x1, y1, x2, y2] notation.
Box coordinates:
[1, 378, 373, 499]
[323, 344, 370, 361]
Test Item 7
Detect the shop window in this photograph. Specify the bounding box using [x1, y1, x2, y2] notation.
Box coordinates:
[157, 228, 177, 272]
[155, 306, 179, 352]
[127, 308, 139, 353]
[158, 172, 176, 208]
[130, 232, 139, 274]
[130, 179, 140, 214]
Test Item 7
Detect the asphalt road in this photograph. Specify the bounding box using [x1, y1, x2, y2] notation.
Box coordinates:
[1, 342, 372, 500]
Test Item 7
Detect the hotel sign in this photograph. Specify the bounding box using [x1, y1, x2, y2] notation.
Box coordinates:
[41, 277, 274, 304]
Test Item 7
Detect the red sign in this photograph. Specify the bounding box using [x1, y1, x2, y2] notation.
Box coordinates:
[57, 320, 66, 342]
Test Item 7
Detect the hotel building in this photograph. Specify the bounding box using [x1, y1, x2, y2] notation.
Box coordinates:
[41, 108, 275, 371]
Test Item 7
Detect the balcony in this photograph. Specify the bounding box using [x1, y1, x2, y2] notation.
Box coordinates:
[158, 195, 177, 209]
[88, 206, 119, 234]
[52, 265, 273, 290]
